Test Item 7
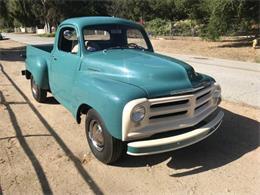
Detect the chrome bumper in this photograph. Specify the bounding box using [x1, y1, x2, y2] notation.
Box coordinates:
[127, 111, 224, 156]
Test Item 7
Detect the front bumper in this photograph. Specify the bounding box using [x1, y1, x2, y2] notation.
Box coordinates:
[127, 110, 224, 156]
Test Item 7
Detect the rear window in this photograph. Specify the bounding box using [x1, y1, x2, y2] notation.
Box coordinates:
[83, 29, 110, 41]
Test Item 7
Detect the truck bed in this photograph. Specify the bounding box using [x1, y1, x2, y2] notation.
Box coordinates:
[26, 44, 53, 63]
[30, 44, 53, 53]
[25, 44, 54, 90]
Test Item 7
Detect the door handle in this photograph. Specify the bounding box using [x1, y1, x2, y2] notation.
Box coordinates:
[52, 55, 57, 61]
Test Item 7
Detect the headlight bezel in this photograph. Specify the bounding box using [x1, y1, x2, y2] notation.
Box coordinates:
[131, 105, 146, 123]
[213, 84, 221, 105]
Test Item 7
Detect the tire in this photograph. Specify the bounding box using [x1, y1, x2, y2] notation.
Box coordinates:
[30, 76, 47, 103]
[85, 109, 124, 164]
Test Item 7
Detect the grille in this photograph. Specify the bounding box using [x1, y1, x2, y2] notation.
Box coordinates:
[148, 85, 214, 123]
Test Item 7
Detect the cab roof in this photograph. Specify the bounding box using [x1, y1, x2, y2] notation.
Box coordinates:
[60, 16, 143, 30]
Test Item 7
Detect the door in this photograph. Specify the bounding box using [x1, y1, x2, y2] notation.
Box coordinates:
[50, 26, 81, 107]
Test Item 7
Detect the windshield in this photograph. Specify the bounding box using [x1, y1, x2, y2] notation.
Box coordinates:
[82, 24, 150, 52]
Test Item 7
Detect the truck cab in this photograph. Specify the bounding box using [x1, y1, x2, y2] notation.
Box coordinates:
[23, 17, 224, 164]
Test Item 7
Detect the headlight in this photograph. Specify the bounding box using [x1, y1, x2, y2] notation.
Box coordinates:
[213, 84, 221, 105]
[131, 105, 145, 122]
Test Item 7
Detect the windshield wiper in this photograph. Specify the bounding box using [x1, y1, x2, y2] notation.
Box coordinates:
[127, 43, 146, 50]
[105, 44, 146, 51]
[106, 46, 129, 50]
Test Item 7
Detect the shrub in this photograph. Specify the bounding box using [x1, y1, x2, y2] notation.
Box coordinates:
[172, 19, 200, 36]
[145, 19, 172, 36]
[145, 19, 202, 37]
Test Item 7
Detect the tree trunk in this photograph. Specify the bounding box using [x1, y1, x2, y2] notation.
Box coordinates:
[44, 21, 50, 34]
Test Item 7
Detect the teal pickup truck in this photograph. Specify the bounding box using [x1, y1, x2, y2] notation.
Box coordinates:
[22, 17, 224, 164]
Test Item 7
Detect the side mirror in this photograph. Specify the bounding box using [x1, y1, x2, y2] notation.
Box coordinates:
[64, 30, 73, 40]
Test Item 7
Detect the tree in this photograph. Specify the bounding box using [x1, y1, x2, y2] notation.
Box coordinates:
[8, 0, 38, 28]
[199, 0, 259, 40]
[0, 0, 258, 39]
[0, 0, 13, 28]
[108, 0, 152, 21]
[238, 0, 260, 36]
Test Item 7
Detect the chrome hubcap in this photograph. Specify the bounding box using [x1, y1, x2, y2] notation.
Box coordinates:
[88, 120, 104, 151]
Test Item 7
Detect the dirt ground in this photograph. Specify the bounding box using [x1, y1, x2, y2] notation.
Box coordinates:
[0, 39, 259, 195]
[151, 37, 260, 63]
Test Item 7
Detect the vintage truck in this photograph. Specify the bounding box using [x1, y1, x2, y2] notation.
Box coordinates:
[22, 17, 224, 164]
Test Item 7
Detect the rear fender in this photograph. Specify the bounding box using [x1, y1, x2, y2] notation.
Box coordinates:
[25, 57, 50, 90]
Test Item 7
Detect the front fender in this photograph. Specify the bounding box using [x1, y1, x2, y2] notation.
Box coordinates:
[72, 73, 147, 139]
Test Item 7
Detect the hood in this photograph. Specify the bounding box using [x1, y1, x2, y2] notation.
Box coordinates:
[82, 49, 214, 98]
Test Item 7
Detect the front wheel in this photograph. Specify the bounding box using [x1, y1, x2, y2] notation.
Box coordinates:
[85, 109, 124, 164]
[30, 76, 47, 103]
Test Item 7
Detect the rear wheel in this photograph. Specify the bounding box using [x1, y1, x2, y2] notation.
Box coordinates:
[30, 76, 47, 103]
[85, 109, 124, 164]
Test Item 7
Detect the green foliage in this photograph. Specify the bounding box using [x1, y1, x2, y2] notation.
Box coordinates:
[7, 0, 39, 27]
[0, 0, 259, 40]
[145, 19, 202, 37]
[198, 0, 234, 40]
[0, 27, 14, 33]
[199, 0, 260, 40]
[145, 19, 172, 36]
[173, 19, 201, 36]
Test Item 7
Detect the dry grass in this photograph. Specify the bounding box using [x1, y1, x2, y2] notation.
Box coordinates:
[151, 37, 260, 63]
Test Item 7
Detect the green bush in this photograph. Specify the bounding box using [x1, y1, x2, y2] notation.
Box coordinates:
[172, 19, 201, 36]
[0, 28, 13, 33]
[145, 19, 202, 37]
[145, 19, 172, 36]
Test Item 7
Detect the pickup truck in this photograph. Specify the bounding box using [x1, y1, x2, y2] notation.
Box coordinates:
[22, 16, 224, 164]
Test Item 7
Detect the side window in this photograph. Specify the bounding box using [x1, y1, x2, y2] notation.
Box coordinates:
[127, 29, 148, 49]
[58, 27, 79, 54]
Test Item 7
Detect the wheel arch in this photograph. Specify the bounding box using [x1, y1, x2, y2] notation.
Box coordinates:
[23, 70, 32, 79]
[71, 75, 147, 140]
[76, 103, 92, 124]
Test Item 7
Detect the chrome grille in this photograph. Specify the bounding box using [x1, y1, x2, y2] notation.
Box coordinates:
[148, 85, 214, 123]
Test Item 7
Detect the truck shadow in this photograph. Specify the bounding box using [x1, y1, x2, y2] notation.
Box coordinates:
[0, 37, 10, 41]
[0, 45, 26, 62]
[116, 108, 259, 176]
[44, 96, 59, 105]
[0, 90, 53, 194]
[0, 63, 104, 195]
